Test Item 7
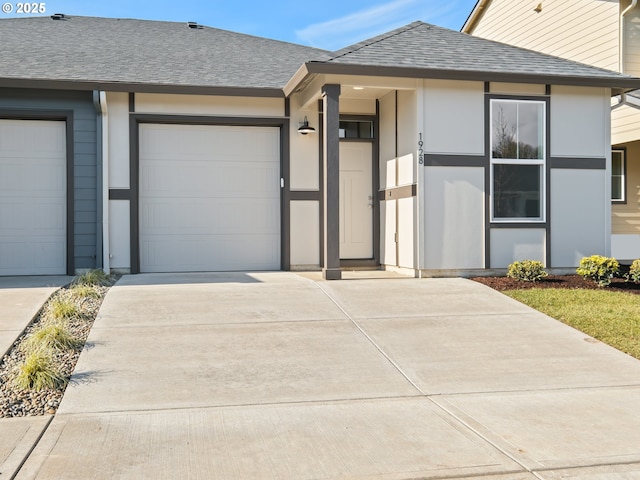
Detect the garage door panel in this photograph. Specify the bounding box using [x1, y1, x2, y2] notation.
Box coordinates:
[139, 124, 281, 273]
[0, 121, 66, 157]
[0, 120, 66, 276]
[141, 162, 279, 199]
[141, 125, 279, 161]
[141, 235, 280, 273]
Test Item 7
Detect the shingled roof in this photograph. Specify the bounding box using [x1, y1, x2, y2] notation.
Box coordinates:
[0, 15, 329, 95]
[1, 16, 639, 96]
[287, 21, 640, 94]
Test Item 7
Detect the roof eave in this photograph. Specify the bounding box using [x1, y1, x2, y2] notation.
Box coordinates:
[304, 62, 640, 96]
[283, 63, 312, 97]
[0, 77, 286, 98]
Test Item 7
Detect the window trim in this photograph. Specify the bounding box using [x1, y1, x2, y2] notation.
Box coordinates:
[612, 147, 626, 204]
[490, 98, 547, 223]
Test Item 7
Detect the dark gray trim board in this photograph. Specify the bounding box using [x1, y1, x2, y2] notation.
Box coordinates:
[379, 184, 417, 201]
[549, 157, 606, 169]
[490, 223, 548, 229]
[128, 93, 135, 113]
[321, 84, 341, 280]
[301, 62, 640, 94]
[0, 109, 75, 275]
[290, 191, 321, 201]
[128, 114, 289, 274]
[109, 189, 132, 200]
[425, 154, 488, 167]
[0, 78, 286, 98]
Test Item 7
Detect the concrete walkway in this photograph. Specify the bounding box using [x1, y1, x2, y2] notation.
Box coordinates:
[11, 272, 640, 479]
[0, 276, 71, 479]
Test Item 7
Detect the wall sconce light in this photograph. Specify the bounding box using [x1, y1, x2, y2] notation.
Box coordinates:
[297, 116, 316, 135]
[534, 3, 542, 12]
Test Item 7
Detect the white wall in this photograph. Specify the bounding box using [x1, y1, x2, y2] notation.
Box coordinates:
[551, 169, 608, 267]
[551, 86, 608, 158]
[290, 201, 320, 266]
[490, 229, 545, 268]
[424, 167, 485, 269]
[135, 93, 284, 117]
[289, 95, 320, 191]
[424, 79, 484, 155]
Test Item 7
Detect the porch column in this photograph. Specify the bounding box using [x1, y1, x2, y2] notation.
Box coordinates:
[322, 84, 341, 280]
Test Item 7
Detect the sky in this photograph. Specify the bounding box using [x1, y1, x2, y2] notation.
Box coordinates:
[1, 0, 479, 51]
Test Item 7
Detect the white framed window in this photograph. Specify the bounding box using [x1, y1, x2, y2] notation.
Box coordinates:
[490, 99, 546, 222]
[612, 149, 626, 203]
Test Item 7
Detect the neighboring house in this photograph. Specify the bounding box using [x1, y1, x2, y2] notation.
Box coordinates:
[0, 15, 639, 279]
[463, 0, 640, 261]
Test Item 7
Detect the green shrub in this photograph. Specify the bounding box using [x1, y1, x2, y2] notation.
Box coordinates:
[13, 351, 67, 391]
[22, 321, 81, 353]
[46, 297, 79, 321]
[73, 269, 110, 287]
[625, 259, 640, 284]
[507, 260, 548, 282]
[576, 255, 620, 287]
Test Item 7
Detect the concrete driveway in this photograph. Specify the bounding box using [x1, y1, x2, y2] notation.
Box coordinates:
[15, 272, 640, 479]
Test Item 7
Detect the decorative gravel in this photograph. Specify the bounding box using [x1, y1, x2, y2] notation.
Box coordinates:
[0, 282, 113, 418]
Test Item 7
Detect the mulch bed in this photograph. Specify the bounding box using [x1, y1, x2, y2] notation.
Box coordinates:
[472, 274, 640, 295]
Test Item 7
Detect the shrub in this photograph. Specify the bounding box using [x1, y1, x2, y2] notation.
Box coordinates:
[70, 284, 101, 299]
[73, 269, 110, 287]
[576, 255, 620, 287]
[22, 321, 81, 353]
[507, 260, 548, 282]
[46, 297, 79, 321]
[13, 351, 67, 391]
[625, 259, 640, 284]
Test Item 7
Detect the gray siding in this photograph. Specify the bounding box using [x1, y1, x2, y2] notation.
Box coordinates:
[0, 88, 99, 271]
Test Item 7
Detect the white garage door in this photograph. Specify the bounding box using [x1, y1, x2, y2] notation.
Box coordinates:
[139, 124, 281, 273]
[0, 120, 66, 276]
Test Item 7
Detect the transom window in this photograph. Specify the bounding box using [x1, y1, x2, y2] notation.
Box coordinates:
[490, 99, 546, 222]
[612, 149, 626, 203]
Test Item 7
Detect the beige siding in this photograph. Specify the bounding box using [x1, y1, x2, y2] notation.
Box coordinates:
[612, 140, 640, 234]
[471, 0, 620, 71]
[623, 4, 640, 75]
[612, 104, 640, 144]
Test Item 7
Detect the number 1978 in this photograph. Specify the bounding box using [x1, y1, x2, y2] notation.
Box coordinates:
[17, 3, 46, 13]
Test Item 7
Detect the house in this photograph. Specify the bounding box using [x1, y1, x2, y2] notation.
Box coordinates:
[1, 15, 638, 279]
[463, 0, 640, 262]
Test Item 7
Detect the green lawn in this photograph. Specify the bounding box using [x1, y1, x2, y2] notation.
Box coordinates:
[504, 288, 640, 360]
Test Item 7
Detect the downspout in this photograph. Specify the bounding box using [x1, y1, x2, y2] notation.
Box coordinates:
[97, 92, 110, 274]
[620, 0, 637, 73]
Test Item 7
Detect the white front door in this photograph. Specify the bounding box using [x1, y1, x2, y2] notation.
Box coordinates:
[339, 142, 373, 259]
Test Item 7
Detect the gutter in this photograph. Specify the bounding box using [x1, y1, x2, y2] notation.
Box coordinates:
[95, 91, 110, 274]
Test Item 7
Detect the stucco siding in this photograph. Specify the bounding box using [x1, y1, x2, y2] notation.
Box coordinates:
[290, 96, 320, 191]
[550, 86, 609, 158]
[424, 79, 484, 156]
[551, 169, 608, 267]
[490, 229, 546, 268]
[134, 93, 284, 117]
[0, 88, 98, 270]
[470, 0, 619, 72]
[424, 166, 485, 269]
[290, 201, 320, 266]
